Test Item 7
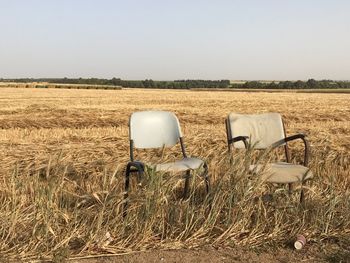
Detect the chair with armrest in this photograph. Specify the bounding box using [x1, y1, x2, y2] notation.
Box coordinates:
[225, 112, 312, 203]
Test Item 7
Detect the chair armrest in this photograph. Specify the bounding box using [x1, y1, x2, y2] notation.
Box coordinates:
[228, 136, 249, 148]
[272, 133, 310, 166]
[272, 133, 305, 148]
[285, 133, 307, 143]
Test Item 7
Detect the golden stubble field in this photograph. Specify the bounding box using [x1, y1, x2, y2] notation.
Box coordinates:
[0, 87, 349, 261]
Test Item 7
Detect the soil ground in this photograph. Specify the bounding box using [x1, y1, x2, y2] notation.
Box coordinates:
[69, 246, 350, 263]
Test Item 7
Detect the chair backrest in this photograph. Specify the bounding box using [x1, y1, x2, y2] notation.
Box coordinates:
[129, 111, 183, 149]
[227, 113, 286, 149]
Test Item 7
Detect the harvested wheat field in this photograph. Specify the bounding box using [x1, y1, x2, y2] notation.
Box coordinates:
[0, 87, 349, 262]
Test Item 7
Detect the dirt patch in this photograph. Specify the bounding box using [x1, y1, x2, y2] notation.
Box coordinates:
[67, 246, 346, 263]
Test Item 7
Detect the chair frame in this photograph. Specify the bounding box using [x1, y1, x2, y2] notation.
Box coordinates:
[225, 115, 311, 203]
[124, 113, 210, 214]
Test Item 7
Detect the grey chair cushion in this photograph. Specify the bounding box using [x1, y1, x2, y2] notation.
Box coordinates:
[155, 157, 204, 172]
[250, 162, 313, 183]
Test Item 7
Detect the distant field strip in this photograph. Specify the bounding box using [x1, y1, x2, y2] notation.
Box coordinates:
[0, 82, 122, 90]
[190, 88, 350, 93]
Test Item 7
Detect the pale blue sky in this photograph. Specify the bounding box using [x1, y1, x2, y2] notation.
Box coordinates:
[0, 0, 349, 80]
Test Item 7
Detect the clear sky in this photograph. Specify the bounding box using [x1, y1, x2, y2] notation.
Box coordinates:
[0, 0, 349, 80]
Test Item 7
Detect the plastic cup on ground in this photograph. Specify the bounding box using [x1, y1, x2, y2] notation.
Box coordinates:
[294, 234, 306, 250]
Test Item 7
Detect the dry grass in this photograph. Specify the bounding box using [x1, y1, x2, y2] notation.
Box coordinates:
[0, 87, 349, 261]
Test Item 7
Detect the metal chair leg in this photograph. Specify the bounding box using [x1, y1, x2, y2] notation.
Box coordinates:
[183, 170, 191, 199]
[183, 163, 209, 200]
[300, 182, 305, 204]
[288, 183, 293, 195]
[123, 162, 144, 217]
[203, 163, 210, 194]
[123, 163, 132, 217]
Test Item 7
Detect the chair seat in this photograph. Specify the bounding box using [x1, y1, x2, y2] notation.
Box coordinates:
[249, 162, 313, 183]
[155, 157, 204, 172]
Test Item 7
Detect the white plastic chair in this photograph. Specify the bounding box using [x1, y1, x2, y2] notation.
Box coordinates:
[225, 113, 312, 203]
[125, 111, 209, 203]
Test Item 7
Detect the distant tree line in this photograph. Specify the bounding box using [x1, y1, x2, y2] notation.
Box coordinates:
[233, 79, 350, 89]
[109, 78, 231, 89]
[0, 78, 230, 89]
[0, 78, 349, 89]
